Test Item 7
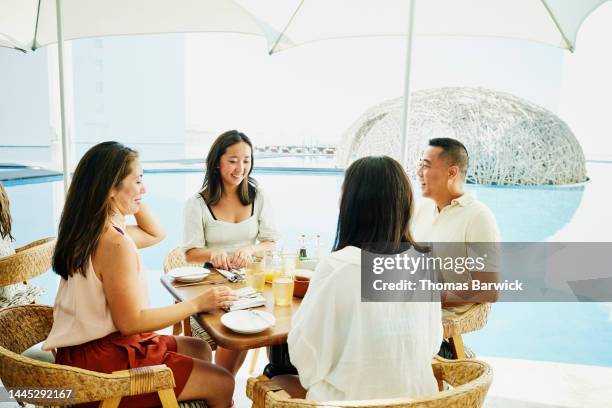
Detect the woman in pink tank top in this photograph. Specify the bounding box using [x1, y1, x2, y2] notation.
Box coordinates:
[45, 141, 237, 408]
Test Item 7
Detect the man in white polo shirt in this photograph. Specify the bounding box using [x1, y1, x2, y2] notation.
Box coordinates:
[412, 138, 500, 357]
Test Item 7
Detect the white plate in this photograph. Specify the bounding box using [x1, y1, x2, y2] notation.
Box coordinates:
[168, 266, 210, 283]
[220, 310, 276, 334]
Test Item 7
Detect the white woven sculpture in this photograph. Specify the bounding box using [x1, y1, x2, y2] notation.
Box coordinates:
[338, 87, 587, 185]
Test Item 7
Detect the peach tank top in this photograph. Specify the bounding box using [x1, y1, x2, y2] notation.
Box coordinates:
[43, 226, 149, 350]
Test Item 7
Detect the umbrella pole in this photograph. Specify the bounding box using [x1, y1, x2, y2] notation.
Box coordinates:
[55, 0, 70, 195]
[400, 0, 416, 167]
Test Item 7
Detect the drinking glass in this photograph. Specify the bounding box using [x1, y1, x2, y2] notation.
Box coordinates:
[245, 257, 265, 292]
[272, 252, 296, 306]
[263, 250, 281, 283]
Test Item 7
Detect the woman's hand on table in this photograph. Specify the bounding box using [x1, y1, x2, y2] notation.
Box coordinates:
[209, 248, 230, 270]
[229, 246, 253, 268]
[192, 286, 238, 312]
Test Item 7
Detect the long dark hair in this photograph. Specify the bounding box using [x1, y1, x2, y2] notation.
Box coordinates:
[0, 182, 13, 241]
[333, 156, 424, 253]
[53, 142, 138, 279]
[200, 130, 257, 206]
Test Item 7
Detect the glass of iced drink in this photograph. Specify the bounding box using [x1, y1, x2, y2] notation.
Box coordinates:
[272, 253, 296, 306]
[245, 257, 265, 292]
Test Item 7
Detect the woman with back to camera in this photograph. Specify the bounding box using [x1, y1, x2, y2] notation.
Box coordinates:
[183, 130, 279, 375]
[43, 142, 237, 408]
[281, 156, 442, 400]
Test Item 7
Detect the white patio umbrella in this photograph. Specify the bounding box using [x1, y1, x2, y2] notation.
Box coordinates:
[0, 0, 275, 193]
[250, 0, 610, 164]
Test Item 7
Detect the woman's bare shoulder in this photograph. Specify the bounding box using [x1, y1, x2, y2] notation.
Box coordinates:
[99, 225, 129, 245]
[94, 226, 137, 268]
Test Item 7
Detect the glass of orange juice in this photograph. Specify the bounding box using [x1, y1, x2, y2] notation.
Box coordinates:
[245, 257, 265, 292]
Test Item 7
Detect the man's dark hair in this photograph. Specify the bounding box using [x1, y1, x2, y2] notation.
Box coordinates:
[429, 138, 469, 178]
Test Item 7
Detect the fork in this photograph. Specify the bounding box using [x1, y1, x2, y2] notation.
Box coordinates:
[173, 280, 226, 288]
[248, 309, 275, 326]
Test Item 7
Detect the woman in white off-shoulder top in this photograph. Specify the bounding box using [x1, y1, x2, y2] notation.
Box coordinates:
[182, 130, 280, 375]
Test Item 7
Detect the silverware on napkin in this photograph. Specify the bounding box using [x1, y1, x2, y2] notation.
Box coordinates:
[216, 268, 244, 283]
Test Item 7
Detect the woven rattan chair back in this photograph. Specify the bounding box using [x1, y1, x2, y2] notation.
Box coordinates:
[0, 304, 184, 408]
[164, 247, 193, 336]
[164, 247, 193, 274]
[0, 237, 55, 286]
[246, 356, 493, 408]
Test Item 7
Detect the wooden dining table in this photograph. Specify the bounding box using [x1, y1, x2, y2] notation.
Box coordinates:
[160, 273, 301, 376]
[162, 270, 481, 371]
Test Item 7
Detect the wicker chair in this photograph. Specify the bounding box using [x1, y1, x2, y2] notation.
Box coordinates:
[163, 247, 216, 350]
[442, 303, 491, 359]
[0, 237, 55, 307]
[0, 304, 208, 408]
[246, 356, 493, 408]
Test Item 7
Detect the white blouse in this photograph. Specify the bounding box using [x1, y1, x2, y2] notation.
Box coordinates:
[288, 246, 442, 401]
[182, 188, 280, 256]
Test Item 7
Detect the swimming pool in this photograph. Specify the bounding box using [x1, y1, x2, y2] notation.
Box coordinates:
[4, 161, 611, 367]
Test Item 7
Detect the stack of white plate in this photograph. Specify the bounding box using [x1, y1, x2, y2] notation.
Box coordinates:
[168, 266, 210, 283]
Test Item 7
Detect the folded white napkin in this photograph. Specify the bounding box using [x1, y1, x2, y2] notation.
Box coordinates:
[228, 287, 266, 311]
[235, 287, 257, 297]
[216, 268, 245, 282]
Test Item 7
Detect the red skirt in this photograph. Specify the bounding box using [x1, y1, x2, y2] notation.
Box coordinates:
[56, 332, 194, 408]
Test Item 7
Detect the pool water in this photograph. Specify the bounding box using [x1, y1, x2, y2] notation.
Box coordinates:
[5, 162, 611, 367]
